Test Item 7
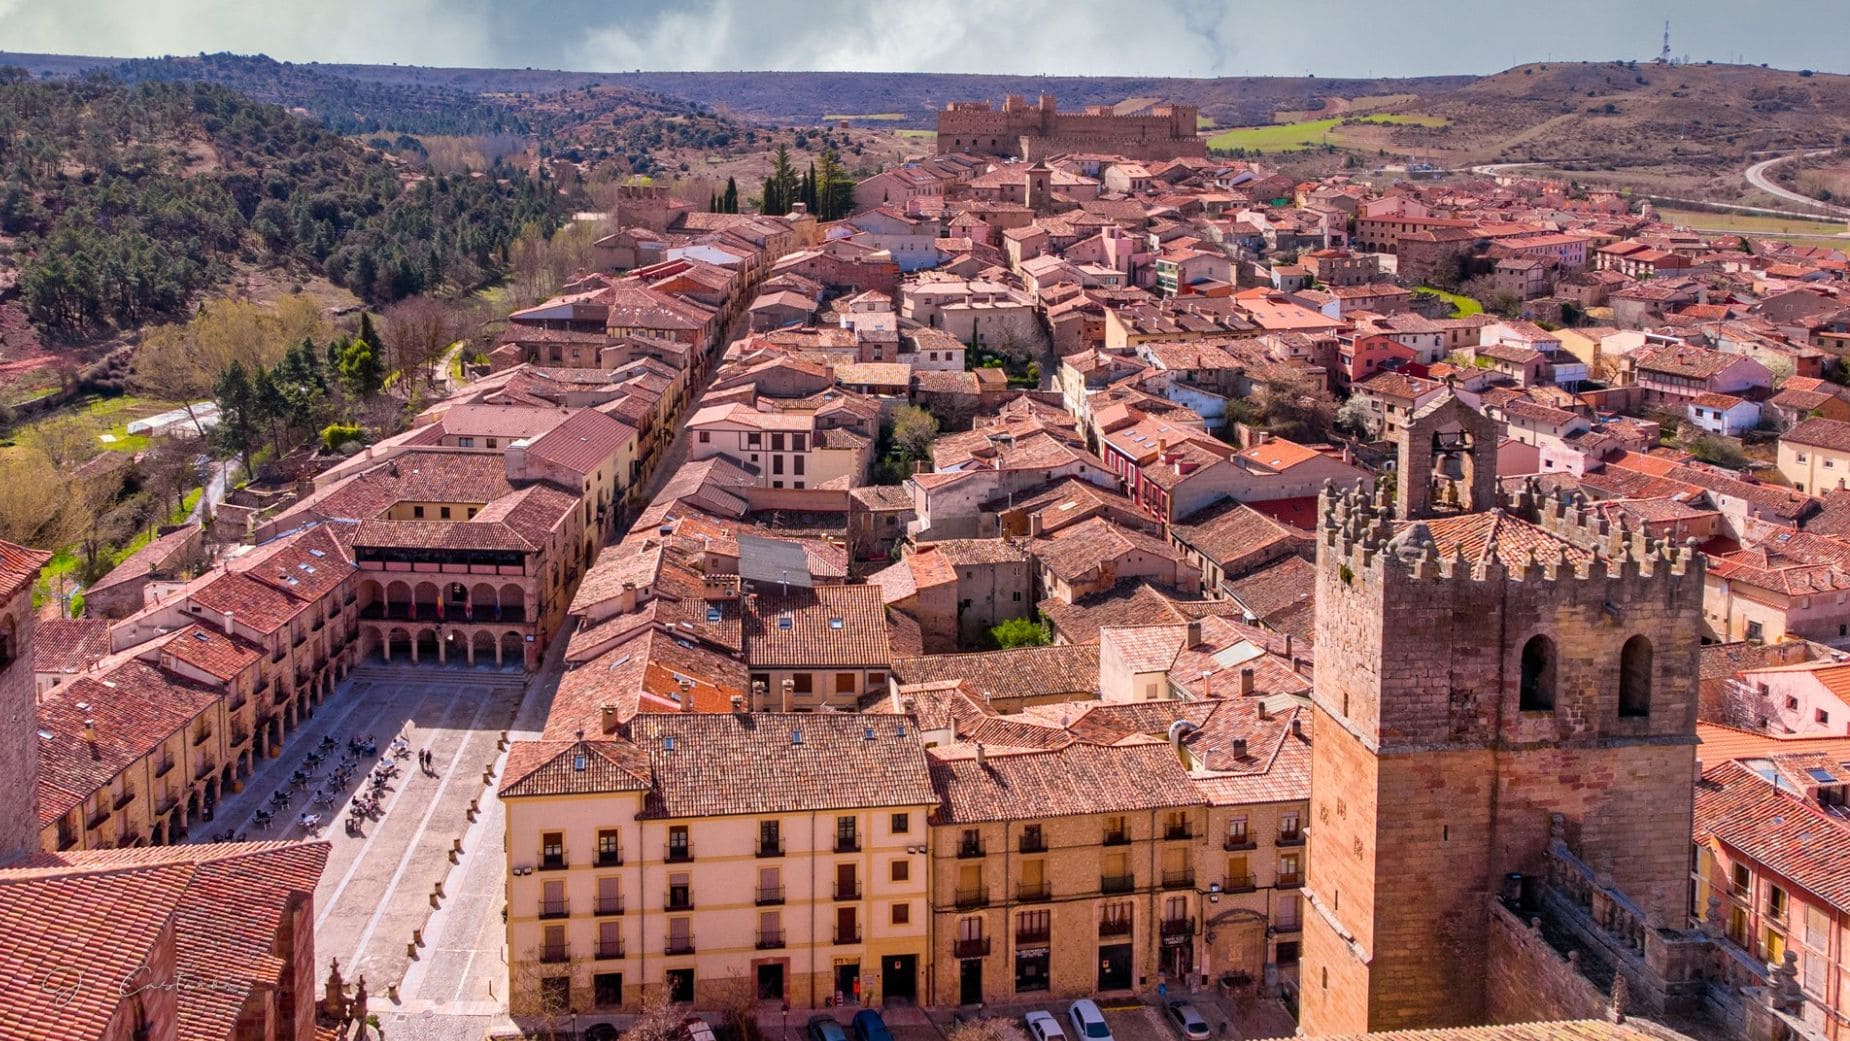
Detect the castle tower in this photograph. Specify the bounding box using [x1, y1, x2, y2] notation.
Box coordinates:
[1024, 160, 1054, 213]
[1298, 394, 1701, 1035]
[0, 540, 49, 862]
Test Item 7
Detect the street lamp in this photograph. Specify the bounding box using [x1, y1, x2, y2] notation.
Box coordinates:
[1207, 881, 1222, 904]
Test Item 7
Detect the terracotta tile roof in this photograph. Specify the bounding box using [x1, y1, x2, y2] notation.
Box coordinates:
[185, 570, 308, 636]
[0, 842, 329, 1041]
[32, 618, 111, 676]
[1224, 556, 1316, 622]
[36, 661, 223, 826]
[0, 538, 50, 602]
[156, 623, 264, 682]
[1034, 516, 1183, 582]
[929, 741, 1201, 823]
[87, 524, 201, 595]
[1696, 721, 1850, 763]
[891, 645, 1101, 703]
[1401, 512, 1593, 570]
[743, 585, 894, 668]
[500, 739, 653, 798]
[1039, 584, 1246, 646]
[1785, 416, 1850, 454]
[1169, 498, 1312, 575]
[549, 625, 749, 737]
[630, 713, 936, 818]
[522, 407, 637, 476]
[235, 525, 353, 603]
[1695, 759, 1850, 912]
[1296, 1021, 1696, 1041]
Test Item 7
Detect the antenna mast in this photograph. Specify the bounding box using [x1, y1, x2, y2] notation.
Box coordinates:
[1659, 20, 1672, 64]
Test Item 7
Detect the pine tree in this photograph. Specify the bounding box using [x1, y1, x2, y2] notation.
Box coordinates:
[767, 144, 798, 216]
[722, 177, 739, 214]
[213, 361, 263, 475]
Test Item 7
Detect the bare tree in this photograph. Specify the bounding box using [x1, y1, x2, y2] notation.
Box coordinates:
[381, 296, 468, 390]
[134, 296, 329, 435]
[25, 411, 100, 473]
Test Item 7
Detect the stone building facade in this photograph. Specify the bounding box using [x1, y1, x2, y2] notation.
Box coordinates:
[1299, 394, 1704, 1035]
[0, 540, 50, 863]
[936, 95, 1206, 161]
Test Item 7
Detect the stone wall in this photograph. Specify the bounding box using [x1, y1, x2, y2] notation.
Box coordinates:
[1486, 899, 1610, 1025]
[0, 578, 39, 863]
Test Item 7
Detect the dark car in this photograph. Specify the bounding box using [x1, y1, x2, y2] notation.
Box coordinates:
[809, 1016, 849, 1041]
[852, 1009, 894, 1041]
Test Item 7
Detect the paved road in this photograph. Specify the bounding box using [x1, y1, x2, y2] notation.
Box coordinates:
[187, 458, 237, 526]
[1744, 150, 1850, 217]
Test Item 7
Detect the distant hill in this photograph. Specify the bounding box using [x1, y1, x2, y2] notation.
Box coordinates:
[1376, 60, 1850, 169]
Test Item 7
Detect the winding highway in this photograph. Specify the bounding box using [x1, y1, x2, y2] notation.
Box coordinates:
[1743, 149, 1850, 218]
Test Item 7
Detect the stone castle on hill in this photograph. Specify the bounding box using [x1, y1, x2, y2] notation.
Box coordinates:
[935, 94, 1206, 160]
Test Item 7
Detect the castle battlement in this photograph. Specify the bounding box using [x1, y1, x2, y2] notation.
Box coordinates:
[1316, 478, 1704, 595]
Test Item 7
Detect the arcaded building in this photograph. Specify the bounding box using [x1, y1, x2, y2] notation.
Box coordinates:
[936, 95, 1206, 161]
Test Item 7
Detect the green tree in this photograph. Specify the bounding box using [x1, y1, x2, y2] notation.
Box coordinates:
[988, 617, 1050, 649]
[765, 144, 798, 215]
[815, 149, 854, 220]
[212, 361, 264, 473]
[335, 333, 386, 400]
[889, 405, 939, 463]
[722, 176, 739, 214]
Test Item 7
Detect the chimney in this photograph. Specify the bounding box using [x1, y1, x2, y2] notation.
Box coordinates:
[730, 695, 745, 713]
[1258, 701, 1270, 721]
[1291, 718, 1305, 739]
[1240, 668, 1255, 697]
[600, 704, 619, 735]
[1029, 513, 1044, 537]
[1283, 633, 1293, 659]
[753, 680, 768, 710]
[1185, 619, 1202, 647]
[1230, 737, 1248, 759]
[222, 610, 234, 636]
[780, 678, 795, 712]
[975, 742, 987, 768]
[82, 719, 97, 744]
[679, 679, 696, 713]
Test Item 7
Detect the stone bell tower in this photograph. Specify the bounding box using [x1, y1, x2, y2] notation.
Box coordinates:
[1298, 394, 1703, 1035]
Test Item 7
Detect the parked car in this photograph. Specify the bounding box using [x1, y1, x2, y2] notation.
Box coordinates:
[1025, 1010, 1068, 1041]
[852, 1009, 893, 1041]
[1165, 1002, 1210, 1041]
[1067, 1000, 1113, 1041]
[809, 1016, 849, 1041]
[683, 1019, 719, 1041]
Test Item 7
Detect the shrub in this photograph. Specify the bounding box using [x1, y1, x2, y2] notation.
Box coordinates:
[320, 422, 363, 452]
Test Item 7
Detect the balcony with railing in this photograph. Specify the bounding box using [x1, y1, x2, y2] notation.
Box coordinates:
[191, 728, 213, 747]
[834, 833, 861, 854]
[1162, 869, 1196, 890]
[538, 852, 568, 871]
[231, 728, 250, 748]
[665, 936, 695, 956]
[1160, 918, 1195, 938]
[595, 849, 623, 868]
[757, 929, 786, 950]
[665, 890, 695, 912]
[833, 881, 863, 901]
[665, 842, 694, 863]
[954, 886, 990, 909]
[539, 899, 569, 920]
[1101, 874, 1135, 894]
[833, 925, 862, 945]
[155, 793, 177, 816]
[1020, 833, 1047, 854]
[1223, 874, 1257, 893]
[596, 939, 625, 960]
[953, 936, 991, 958]
[1276, 871, 1302, 887]
[1016, 881, 1052, 903]
[757, 885, 785, 906]
[1224, 835, 1256, 852]
[1276, 828, 1305, 847]
[594, 896, 624, 916]
[957, 839, 986, 859]
[756, 839, 785, 858]
[154, 756, 175, 778]
[540, 944, 570, 964]
[1017, 922, 1050, 944]
[1164, 822, 1194, 841]
[86, 804, 111, 830]
[1273, 913, 1302, 933]
[1102, 829, 1130, 846]
[1098, 917, 1133, 938]
[112, 787, 136, 811]
[194, 757, 215, 780]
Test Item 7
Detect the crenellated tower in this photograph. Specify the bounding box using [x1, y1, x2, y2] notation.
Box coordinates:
[1298, 394, 1703, 1035]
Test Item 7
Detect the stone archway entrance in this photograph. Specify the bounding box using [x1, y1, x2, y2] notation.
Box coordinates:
[1203, 907, 1268, 987]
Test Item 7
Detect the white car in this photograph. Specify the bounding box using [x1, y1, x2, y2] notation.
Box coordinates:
[1067, 1000, 1114, 1041]
[1025, 1011, 1068, 1041]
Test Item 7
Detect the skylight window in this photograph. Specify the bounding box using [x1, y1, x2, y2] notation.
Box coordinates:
[829, 617, 845, 630]
[706, 606, 722, 623]
[777, 616, 794, 631]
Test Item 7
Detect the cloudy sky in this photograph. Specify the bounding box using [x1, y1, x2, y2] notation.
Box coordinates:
[1, 0, 1843, 78]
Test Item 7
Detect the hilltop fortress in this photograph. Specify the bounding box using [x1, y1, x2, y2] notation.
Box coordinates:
[935, 93, 1206, 160]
